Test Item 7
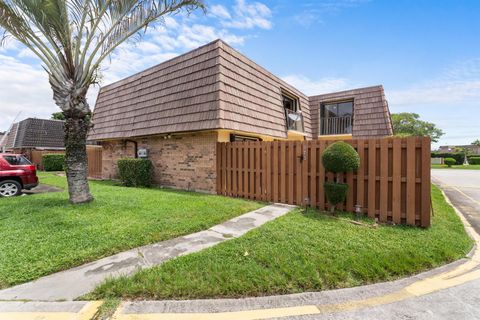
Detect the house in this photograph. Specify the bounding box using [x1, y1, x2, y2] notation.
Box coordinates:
[0, 118, 65, 157]
[437, 144, 480, 155]
[90, 39, 393, 193]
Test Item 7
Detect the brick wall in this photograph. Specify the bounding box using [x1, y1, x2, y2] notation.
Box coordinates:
[100, 132, 217, 193]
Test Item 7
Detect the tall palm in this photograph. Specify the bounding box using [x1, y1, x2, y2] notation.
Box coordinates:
[0, 0, 204, 203]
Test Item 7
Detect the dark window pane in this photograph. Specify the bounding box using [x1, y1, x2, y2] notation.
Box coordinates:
[283, 96, 295, 111]
[3, 155, 31, 165]
[337, 102, 353, 117]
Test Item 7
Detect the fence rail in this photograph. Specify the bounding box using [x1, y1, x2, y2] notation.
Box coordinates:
[216, 137, 431, 227]
[30, 146, 102, 179]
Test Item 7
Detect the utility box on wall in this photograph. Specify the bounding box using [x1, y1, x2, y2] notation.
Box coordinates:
[137, 148, 149, 158]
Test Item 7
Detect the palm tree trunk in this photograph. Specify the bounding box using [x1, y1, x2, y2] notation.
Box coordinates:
[64, 116, 93, 204]
[51, 77, 94, 204]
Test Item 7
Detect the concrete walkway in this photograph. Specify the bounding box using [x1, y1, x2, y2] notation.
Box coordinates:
[0, 203, 295, 301]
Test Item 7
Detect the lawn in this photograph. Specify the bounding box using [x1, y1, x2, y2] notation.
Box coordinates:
[0, 172, 263, 289]
[87, 185, 473, 300]
[432, 164, 480, 170]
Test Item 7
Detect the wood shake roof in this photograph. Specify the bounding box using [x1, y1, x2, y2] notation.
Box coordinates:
[90, 39, 391, 141]
[309, 86, 393, 138]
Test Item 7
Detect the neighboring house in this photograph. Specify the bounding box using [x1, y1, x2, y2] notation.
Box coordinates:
[0, 118, 65, 157]
[90, 39, 393, 193]
[437, 144, 480, 155]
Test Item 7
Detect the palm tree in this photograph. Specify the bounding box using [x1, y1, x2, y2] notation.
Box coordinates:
[0, 0, 204, 203]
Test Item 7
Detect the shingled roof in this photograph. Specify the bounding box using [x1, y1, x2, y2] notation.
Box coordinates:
[309, 86, 393, 138]
[90, 39, 392, 141]
[1, 118, 65, 149]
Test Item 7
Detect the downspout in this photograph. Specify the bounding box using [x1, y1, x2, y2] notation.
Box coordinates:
[125, 140, 138, 158]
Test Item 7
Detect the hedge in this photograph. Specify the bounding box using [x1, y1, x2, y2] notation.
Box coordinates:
[431, 152, 464, 165]
[42, 154, 65, 171]
[431, 152, 480, 165]
[469, 157, 480, 165]
[117, 158, 153, 187]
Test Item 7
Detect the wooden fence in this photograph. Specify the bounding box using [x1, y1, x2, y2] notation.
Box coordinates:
[30, 145, 103, 179]
[216, 137, 431, 227]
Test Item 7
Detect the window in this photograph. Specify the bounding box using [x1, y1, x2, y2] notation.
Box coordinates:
[320, 100, 353, 135]
[3, 155, 32, 165]
[230, 134, 262, 142]
[282, 93, 304, 132]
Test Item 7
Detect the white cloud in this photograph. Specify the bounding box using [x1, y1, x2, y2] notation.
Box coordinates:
[293, 0, 371, 27]
[293, 11, 323, 28]
[281, 74, 352, 96]
[0, 1, 274, 131]
[0, 55, 58, 131]
[388, 80, 480, 107]
[210, 4, 231, 20]
[211, 0, 272, 30]
[387, 59, 480, 107]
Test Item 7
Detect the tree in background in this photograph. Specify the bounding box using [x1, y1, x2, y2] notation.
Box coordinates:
[0, 0, 204, 204]
[391, 112, 444, 143]
[472, 139, 480, 146]
[51, 112, 65, 121]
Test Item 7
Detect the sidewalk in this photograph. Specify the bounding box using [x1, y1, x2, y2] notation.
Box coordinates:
[0, 203, 295, 301]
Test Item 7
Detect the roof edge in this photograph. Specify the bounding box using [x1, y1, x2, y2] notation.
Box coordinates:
[308, 85, 384, 99]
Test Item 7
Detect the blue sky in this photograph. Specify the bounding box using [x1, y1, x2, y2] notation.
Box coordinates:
[1, 0, 479, 147]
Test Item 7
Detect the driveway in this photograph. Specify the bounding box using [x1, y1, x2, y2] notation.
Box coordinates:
[432, 169, 480, 235]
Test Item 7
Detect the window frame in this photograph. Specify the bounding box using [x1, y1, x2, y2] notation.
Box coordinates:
[319, 99, 354, 136]
[281, 90, 304, 132]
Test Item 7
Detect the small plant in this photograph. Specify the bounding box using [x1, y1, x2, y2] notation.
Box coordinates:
[322, 142, 360, 214]
[444, 158, 456, 167]
[469, 157, 480, 165]
[42, 154, 65, 171]
[117, 158, 153, 187]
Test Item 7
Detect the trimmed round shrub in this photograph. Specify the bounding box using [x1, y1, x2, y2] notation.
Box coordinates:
[444, 158, 456, 167]
[322, 141, 360, 173]
[117, 158, 153, 187]
[42, 154, 65, 171]
[469, 157, 480, 165]
[324, 182, 349, 209]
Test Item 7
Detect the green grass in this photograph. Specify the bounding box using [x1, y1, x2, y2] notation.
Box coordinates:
[87, 185, 473, 300]
[0, 172, 263, 289]
[432, 164, 480, 170]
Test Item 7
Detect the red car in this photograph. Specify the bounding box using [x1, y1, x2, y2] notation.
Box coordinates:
[0, 153, 38, 197]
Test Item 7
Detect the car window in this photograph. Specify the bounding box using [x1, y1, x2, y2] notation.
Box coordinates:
[3, 155, 32, 165]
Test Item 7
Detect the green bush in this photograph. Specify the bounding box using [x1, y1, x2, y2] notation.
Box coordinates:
[42, 154, 65, 171]
[324, 182, 348, 207]
[322, 141, 360, 173]
[469, 157, 480, 165]
[444, 158, 456, 167]
[431, 152, 464, 165]
[117, 158, 153, 187]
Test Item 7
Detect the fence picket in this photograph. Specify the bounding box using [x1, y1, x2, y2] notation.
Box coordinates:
[368, 140, 376, 218]
[216, 137, 430, 227]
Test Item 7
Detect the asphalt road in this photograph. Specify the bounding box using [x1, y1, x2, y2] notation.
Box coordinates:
[432, 169, 480, 235]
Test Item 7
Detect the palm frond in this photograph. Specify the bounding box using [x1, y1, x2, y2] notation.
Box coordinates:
[0, 0, 204, 112]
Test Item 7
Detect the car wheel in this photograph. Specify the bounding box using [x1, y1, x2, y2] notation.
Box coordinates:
[0, 180, 22, 197]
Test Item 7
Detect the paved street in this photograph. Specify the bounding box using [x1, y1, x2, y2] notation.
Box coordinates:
[432, 169, 480, 235]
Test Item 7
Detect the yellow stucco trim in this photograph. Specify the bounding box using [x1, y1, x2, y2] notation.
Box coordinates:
[216, 130, 276, 142]
[317, 134, 353, 140]
[287, 130, 307, 141]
